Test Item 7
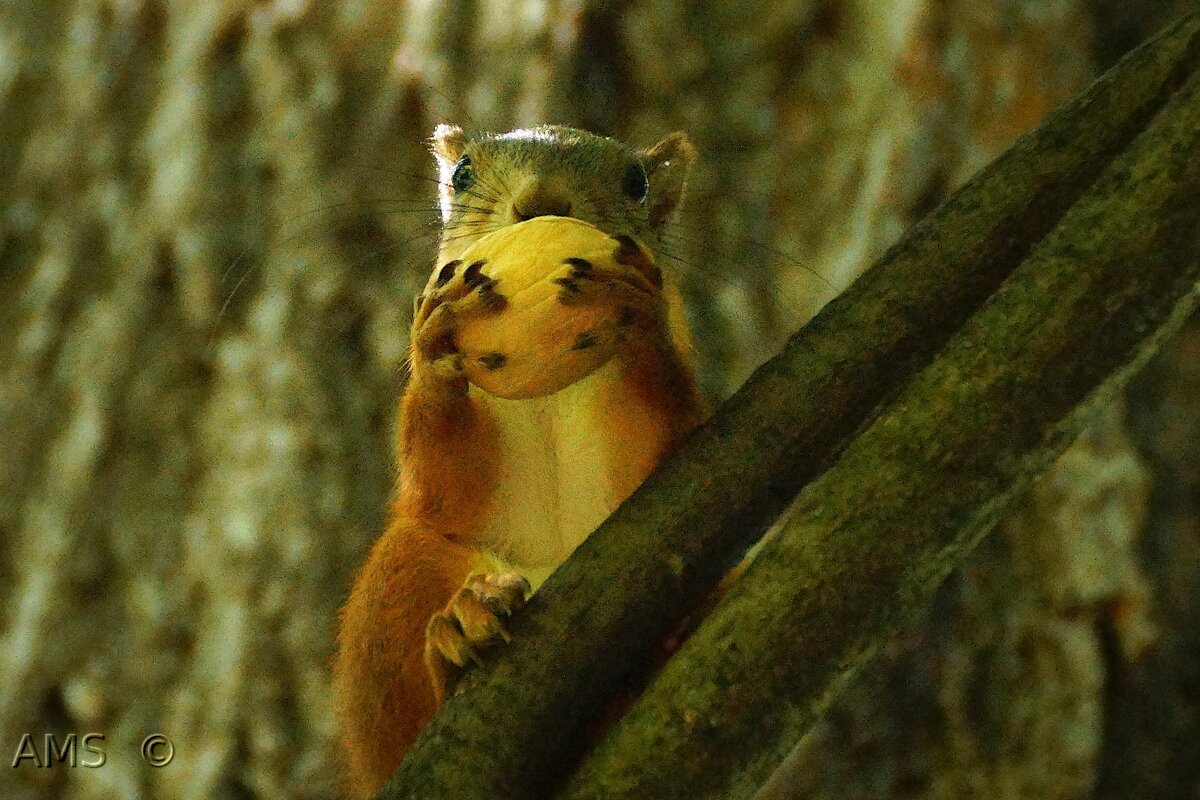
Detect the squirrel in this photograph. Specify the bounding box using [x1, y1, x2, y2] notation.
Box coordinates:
[331, 123, 709, 799]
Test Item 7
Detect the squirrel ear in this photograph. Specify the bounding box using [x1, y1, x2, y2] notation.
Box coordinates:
[431, 123, 467, 168]
[643, 132, 696, 228]
[431, 124, 467, 222]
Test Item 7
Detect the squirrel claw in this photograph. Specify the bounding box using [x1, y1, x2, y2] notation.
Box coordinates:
[425, 572, 530, 701]
[413, 268, 508, 368]
[549, 259, 666, 343]
[552, 257, 656, 308]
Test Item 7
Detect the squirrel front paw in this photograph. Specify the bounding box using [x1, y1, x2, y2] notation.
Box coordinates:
[552, 235, 668, 342]
[412, 258, 508, 377]
[424, 572, 531, 703]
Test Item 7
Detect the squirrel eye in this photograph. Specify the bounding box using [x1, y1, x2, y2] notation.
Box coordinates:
[451, 156, 475, 192]
[621, 162, 649, 203]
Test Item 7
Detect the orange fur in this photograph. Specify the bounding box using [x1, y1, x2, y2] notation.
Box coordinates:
[333, 346, 702, 797]
[332, 126, 706, 799]
[332, 364, 501, 796]
[333, 518, 475, 797]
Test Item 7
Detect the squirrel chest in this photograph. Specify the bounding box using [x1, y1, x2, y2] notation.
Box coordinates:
[467, 355, 669, 577]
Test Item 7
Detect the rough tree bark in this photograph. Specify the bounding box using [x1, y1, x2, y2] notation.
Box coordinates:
[1, 2, 1195, 800]
[559, 55, 1200, 799]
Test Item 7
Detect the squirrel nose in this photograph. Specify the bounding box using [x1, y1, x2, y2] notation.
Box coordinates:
[511, 178, 573, 222]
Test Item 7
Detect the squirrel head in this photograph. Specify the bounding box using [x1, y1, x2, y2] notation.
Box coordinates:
[430, 124, 695, 261]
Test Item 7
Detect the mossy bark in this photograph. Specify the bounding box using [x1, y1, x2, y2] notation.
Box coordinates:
[559, 57, 1200, 800]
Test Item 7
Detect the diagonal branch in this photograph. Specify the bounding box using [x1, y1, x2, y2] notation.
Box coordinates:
[559, 39, 1200, 800]
[378, 12, 1200, 800]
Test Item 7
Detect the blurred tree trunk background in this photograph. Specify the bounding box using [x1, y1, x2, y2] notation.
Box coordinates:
[0, 2, 1196, 799]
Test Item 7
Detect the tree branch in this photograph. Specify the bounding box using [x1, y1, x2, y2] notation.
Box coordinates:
[379, 12, 1200, 799]
[559, 41, 1200, 800]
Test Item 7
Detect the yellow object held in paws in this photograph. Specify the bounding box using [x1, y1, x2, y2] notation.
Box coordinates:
[433, 216, 660, 399]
